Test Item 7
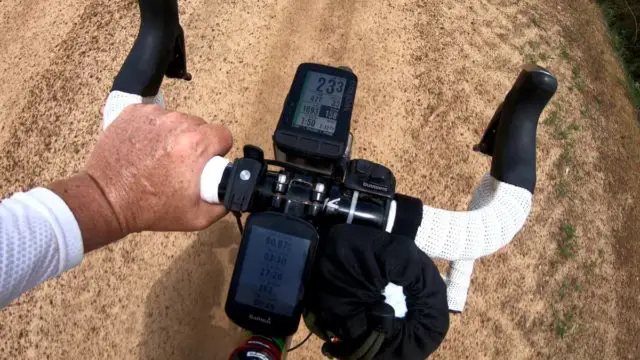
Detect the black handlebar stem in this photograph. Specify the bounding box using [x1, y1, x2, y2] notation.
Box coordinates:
[112, 0, 190, 97]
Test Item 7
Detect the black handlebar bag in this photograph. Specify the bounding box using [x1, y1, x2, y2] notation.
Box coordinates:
[304, 224, 449, 360]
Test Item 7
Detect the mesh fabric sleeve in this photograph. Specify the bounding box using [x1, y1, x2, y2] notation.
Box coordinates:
[0, 188, 84, 308]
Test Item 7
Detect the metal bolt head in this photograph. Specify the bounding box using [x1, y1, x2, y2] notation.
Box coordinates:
[314, 183, 325, 193]
[240, 170, 251, 181]
[278, 173, 287, 183]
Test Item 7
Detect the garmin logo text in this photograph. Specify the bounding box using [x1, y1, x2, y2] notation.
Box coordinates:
[362, 182, 388, 192]
[249, 314, 272, 324]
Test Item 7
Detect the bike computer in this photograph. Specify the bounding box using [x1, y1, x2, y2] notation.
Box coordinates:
[273, 63, 357, 166]
[225, 212, 319, 337]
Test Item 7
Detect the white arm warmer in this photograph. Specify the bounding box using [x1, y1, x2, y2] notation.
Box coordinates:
[0, 188, 84, 308]
[0, 90, 163, 310]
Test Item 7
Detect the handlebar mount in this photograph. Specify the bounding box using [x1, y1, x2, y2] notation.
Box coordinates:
[218, 145, 396, 230]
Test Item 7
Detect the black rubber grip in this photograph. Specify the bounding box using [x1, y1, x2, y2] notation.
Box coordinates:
[392, 194, 423, 239]
[489, 64, 558, 193]
[111, 0, 187, 97]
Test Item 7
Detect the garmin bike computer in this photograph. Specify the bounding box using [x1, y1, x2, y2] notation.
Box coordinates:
[273, 63, 357, 166]
[226, 212, 319, 337]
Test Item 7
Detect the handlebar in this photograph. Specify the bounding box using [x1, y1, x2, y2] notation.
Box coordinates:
[199, 66, 557, 234]
[111, 0, 190, 97]
[475, 64, 558, 193]
[103, 0, 557, 314]
[201, 151, 397, 231]
[197, 65, 558, 314]
[103, 0, 190, 128]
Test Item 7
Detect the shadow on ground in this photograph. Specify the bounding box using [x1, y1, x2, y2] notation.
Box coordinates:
[140, 218, 246, 360]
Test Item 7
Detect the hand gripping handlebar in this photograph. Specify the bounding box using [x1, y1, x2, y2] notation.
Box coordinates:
[102, 0, 557, 312]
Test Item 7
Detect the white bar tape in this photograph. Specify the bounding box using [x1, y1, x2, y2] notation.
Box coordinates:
[415, 174, 532, 261]
[103, 90, 165, 130]
[414, 173, 533, 312]
[445, 259, 475, 312]
[200, 156, 231, 204]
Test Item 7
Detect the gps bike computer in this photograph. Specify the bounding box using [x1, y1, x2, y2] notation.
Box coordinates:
[273, 63, 357, 173]
[225, 212, 320, 337]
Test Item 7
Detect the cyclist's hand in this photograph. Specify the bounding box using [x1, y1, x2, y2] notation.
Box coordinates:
[89, 104, 233, 235]
[50, 104, 232, 252]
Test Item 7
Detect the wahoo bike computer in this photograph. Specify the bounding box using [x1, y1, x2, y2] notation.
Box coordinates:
[225, 212, 319, 337]
[273, 63, 357, 166]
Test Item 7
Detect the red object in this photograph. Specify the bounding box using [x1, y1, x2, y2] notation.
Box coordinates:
[229, 335, 283, 360]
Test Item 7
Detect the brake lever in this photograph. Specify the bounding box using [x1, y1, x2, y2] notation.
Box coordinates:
[474, 63, 557, 159]
[473, 102, 502, 156]
[165, 25, 192, 81]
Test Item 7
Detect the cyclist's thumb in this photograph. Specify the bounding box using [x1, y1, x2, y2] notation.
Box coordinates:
[198, 123, 233, 160]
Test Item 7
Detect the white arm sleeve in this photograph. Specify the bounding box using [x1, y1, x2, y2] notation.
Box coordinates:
[0, 188, 84, 308]
[0, 89, 162, 309]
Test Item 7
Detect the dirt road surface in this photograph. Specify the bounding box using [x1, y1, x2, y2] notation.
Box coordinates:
[1, 0, 639, 359]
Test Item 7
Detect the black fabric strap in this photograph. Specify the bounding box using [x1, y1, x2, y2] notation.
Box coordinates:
[391, 194, 423, 239]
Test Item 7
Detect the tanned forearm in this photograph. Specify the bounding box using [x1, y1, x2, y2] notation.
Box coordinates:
[48, 173, 124, 253]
